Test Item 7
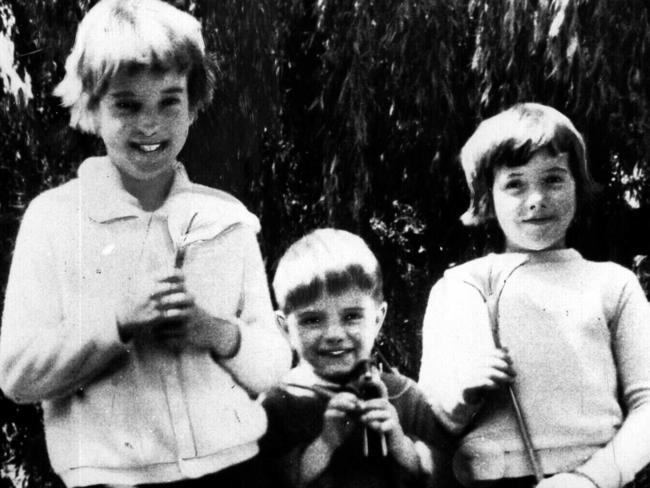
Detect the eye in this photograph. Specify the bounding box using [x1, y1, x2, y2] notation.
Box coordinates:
[544, 174, 565, 185]
[161, 96, 181, 108]
[298, 314, 322, 328]
[114, 100, 140, 112]
[343, 311, 364, 323]
[503, 179, 523, 191]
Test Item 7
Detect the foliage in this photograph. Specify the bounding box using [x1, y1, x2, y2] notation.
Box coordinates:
[261, 0, 650, 375]
[0, 0, 649, 486]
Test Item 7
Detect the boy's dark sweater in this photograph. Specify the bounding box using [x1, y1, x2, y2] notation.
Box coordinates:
[260, 371, 455, 488]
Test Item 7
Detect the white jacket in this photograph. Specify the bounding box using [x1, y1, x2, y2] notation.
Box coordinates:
[0, 157, 291, 486]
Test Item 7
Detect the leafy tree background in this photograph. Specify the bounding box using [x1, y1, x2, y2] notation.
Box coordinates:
[1, 0, 649, 486]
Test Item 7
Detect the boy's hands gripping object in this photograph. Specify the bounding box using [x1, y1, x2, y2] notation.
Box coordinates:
[344, 359, 389, 457]
[343, 359, 427, 475]
[304, 359, 429, 479]
[320, 392, 363, 451]
[315, 359, 389, 456]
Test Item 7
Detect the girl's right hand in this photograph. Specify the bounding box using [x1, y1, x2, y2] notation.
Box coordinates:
[116, 270, 194, 343]
[319, 392, 360, 451]
[460, 347, 516, 404]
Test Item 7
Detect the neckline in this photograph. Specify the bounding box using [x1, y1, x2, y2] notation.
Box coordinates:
[500, 247, 581, 264]
[80, 156, 191, 222]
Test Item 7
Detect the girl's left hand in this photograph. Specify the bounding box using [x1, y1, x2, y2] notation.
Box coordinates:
[536, 473, 598, 488]
[117, 270, 194, 343]
[156, 305, 239, 355]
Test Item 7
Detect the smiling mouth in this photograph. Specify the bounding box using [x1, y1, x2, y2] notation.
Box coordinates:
[130, 142, 167, 153]
[523, 217, 554, 224]
[318, 349, 353, 357]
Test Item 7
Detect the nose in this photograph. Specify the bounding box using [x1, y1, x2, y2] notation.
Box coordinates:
[526, 188, 547, 210]
[322, 320, 346, 343]
[137, 108, 160, 137]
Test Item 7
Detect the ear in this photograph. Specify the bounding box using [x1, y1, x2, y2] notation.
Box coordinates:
[189, 106, 199, 124]
[274, 310, 288, 335]
[375, 301, 387, 330]
[282, 313, 304, 353]
[86, 106, 101, 136]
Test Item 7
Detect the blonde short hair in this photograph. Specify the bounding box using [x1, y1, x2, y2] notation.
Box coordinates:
[54, 0, 214, 133]
[273, 229, 384, 314]
[460, 103, 596, 226]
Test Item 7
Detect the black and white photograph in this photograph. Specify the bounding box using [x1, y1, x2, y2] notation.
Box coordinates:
[0, 1, 649, 487]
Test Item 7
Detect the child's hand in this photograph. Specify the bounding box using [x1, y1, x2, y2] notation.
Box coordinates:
[360, 397, 429, 475]
[117, 269, 241, 355]
[319, 392, 360, 451]
[458, 347, 516, 404]
[116, 270, 194, 343]
[159, 306, 241, 357]
[296, 392, 360, 486]
[536, 472, 598, 488]
[359, 397, 404, 444]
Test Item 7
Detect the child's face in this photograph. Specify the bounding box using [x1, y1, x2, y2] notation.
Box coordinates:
[287, 288, 386, 381]
[93, 69, 194, 181]
[492, 149, 576, 252]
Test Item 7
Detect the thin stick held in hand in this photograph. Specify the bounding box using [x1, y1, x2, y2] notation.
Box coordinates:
[485, 265, 544, 484]
[507, 386, 543, 481]
[174, 212, 198, 269]
[363, 428, 369, 456]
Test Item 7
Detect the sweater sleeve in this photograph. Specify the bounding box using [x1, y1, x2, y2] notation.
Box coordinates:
[0, 197, 128, 403]
[393, 377, 457, 487]
[576, 271, 650, 488]
[418, 274, 495, 435]
[219, 228, 292, 395]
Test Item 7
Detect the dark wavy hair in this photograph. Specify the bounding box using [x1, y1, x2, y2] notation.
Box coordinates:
[459, 103, 597, 228]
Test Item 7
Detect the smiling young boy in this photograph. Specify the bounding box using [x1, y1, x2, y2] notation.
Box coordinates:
[261, 228, 452, 488]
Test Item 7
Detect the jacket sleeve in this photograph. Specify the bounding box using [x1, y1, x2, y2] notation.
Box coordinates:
[576, 271, 650, 488]
[418, 274, 495, 435]
[219, 228, 292, 395]
[0, 197, 128, 403]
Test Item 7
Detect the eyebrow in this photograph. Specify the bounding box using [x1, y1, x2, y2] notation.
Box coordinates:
[162, 87, 185, 95]
[342, 306, 364, 312]
[544, 166, 570, 173]
[295, 309, 324, 319]
[108, 87, 185, 98]
[503, 166, 570, 177]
